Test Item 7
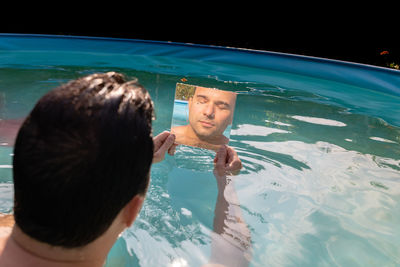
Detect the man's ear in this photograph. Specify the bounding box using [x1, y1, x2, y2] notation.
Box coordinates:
[123, 195, 145, 227]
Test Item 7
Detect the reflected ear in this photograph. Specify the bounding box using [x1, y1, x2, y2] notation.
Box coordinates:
[123, 195, 145, 227]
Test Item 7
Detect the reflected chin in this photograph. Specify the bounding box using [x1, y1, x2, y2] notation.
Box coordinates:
[193, 126, 217, 140]
[195, 130, 216, 139]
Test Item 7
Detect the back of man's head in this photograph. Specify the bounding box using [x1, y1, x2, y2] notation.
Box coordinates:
[12, 72, 154, 248]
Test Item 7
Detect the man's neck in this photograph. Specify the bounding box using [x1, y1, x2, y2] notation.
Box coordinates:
[184, 125, 228, 146]
[0, 226, 114, 267]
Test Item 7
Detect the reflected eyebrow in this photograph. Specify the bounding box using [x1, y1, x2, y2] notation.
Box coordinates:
[195, 94, 231, 108]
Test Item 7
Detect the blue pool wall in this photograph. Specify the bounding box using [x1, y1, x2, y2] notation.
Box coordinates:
[1, 34, 399, 128]
[1, 33, 399, 96]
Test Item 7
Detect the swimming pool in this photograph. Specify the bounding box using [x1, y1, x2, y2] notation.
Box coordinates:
[0, 34, 399, 266]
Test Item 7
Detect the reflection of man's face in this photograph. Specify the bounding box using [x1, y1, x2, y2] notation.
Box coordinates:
[188, 87, 236, 141]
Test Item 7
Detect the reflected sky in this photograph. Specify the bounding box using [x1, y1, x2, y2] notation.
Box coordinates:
[233, 141, 400, 266]
[291, 115, 347, 127]
[231, 127, 400, 266]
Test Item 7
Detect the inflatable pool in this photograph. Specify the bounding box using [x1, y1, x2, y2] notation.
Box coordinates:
[0, 34, 399, 266]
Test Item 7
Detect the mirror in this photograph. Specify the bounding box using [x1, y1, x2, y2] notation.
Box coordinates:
[171, 83, 237, 151]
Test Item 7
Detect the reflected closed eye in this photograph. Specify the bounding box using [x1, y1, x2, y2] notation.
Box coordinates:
[195, 95, 208, 104]
[217, 103, 229, 110]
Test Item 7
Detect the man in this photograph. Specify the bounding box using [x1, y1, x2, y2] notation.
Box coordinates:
[0, 72, 243, 267]
[172, 86, 237, 151]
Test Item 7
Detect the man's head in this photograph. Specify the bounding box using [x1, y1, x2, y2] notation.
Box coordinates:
[12, 72, 154, 248]
[188, 86, 236, 141]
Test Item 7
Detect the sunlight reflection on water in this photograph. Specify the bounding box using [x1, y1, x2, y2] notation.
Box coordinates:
[0, 64, 399, 266]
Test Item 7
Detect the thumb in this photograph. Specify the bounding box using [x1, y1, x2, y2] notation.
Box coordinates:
[157, 133, 176, 155]
[215, 145, 227, 168]
[153, 131, 170, 150]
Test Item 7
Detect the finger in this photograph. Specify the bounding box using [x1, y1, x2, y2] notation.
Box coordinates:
[214, 147, 220, 164]
[156, 133, 176, 156]
[214, 154, 218, 164]
[225, 146, 242, 173]
[227, 160, 242, 172]
[226, 146, 237, 163]
[153, 131, 170, 149]
[214, 145, 228, 177]
[215, 145, 227, 168]
[168, 143, 178, 155]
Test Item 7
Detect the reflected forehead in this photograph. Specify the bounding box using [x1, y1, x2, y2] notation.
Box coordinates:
[194, 87, 236, 103]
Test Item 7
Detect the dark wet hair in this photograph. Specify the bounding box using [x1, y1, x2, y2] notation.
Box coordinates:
[12, 72, 154, 248]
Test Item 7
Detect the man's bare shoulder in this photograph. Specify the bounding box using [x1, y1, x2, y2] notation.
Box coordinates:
[171, 125, 188, 143]
[0, 214, 14, 228]
[0, 214, 14, 254]
[0, 214, 14, 240]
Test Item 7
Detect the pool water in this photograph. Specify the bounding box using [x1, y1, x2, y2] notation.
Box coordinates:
[1, 55, 400, 266]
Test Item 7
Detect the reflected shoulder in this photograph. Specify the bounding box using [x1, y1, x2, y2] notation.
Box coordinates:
[171, 125, 187, 134]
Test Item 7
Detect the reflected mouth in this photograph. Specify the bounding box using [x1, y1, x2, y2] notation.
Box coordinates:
[199, 120, 215, 128]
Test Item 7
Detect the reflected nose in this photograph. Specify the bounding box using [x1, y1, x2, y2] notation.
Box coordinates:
[203, 103, 215, 118]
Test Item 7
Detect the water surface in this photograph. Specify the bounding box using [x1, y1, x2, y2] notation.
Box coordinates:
[0, 64, 399, 266]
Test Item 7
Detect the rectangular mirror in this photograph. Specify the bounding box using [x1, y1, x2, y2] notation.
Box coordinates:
[171, 83, 237, 151]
